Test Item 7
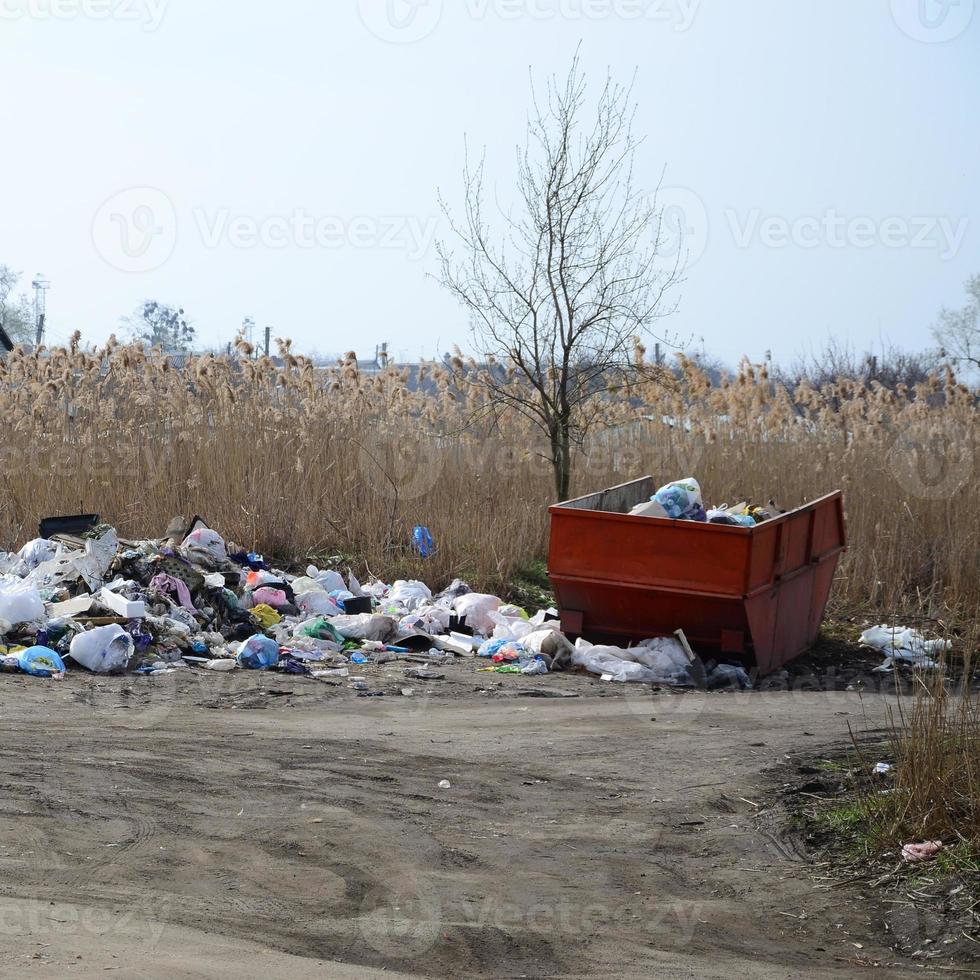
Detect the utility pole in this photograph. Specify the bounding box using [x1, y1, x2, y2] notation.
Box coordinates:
[32, 275, 50, 347]
[263, 326, 271, 358]
[242, 316, 255, 352]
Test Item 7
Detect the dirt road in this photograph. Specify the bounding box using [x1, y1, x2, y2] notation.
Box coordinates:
[0, 670, 929, 977]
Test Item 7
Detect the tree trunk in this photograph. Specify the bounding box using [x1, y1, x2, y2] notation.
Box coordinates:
[552, 421, 573, 502]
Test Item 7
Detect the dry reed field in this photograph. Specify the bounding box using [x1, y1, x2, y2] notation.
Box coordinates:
[1, 338, 977, 630]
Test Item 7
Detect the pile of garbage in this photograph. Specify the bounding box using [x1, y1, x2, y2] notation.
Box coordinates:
[0, 519, 707, 688]
[630, 478, 782, 526]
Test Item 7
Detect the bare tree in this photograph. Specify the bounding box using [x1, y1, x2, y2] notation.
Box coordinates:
[933, 274, 980, 380]
[437, 56, 680, 501]
[122, 300, 196, 351]
[778, 338, 940, 393]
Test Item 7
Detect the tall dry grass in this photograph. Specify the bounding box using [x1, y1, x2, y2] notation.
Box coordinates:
[0, 339, 976, 626]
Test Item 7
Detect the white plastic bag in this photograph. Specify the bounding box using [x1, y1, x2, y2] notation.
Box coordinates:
[69, 624, 135, 674]
[389, 580, 433, 612]
[329, 614, 396, 641]
[860, 625, 950, 668]
[182, 528, 228, 562]
[572, 638, 691, 685]
[305, 566, 346, 594]
[453, 593, 502, 635]
[0, 577, 46, 626]
[18, 538, 57, 571]
[296, 590, 343, 618]
[523, 627, 574, 661]
[632, 636, 696, 683]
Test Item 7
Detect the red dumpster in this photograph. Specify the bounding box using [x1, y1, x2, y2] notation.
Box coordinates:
[547, 477, 847, 676]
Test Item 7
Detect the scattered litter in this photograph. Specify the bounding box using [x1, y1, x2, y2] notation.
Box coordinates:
[861, 625, 950, 671]
[901, 840, 944, 863]
[873, 762, 893, 776]
[438, 780, 452, 790]
[0, 514, 733, 695]
[571, 637, 700, 686]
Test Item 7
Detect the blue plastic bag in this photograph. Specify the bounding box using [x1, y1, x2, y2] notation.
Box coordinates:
[18, 645, 66, 678]
[237, 635, 280, 670]
[412, 526, 435, 558]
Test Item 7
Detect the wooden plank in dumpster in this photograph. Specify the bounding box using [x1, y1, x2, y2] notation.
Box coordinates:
[547, 477, 846, 676]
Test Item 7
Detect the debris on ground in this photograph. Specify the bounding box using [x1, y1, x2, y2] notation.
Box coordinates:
[859, 625, 952, 671]
[0, 518, 723, 689]
[901, 840, 945, 863]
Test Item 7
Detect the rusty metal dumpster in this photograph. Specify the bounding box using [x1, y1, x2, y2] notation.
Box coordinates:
[548, 477, 846, 676]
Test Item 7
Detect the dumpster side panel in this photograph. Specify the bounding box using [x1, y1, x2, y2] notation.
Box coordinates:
[552, 576, 750, 649]
[548, 510, 751, 597]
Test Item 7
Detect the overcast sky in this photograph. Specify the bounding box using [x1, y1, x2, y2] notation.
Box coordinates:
[1, 0, 976, 365]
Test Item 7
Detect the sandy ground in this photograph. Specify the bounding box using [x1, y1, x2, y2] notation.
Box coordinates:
[0, 665, 939, 978]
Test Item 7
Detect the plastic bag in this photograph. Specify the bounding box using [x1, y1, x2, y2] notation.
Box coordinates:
[329, 614, 395, 641]
[389, 580, 433, 612]
[251, 587, 289, 610]
[572, 638, 692, 685]
[0, 577, 46, 626]
[305, 566, 346, 593]
[17, 645, 67, 678]
[182, 528, 228, 562]
[478, 638, 525, 660]
[17, 539, 57, 571]
[412, 526, 435, 558]
[632, 636, 698, 684]
[860, 625, 951, 668]
[523, 628, 574, 662]
[295, 617, 345, 643]
[69, 625, 135, 674]
[251, 604, 282, 628]
[453, 593, 502, 635]
[237, 635, 280, 670]
[295, 591, 342, 618]
[653, 478, 705, 521]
